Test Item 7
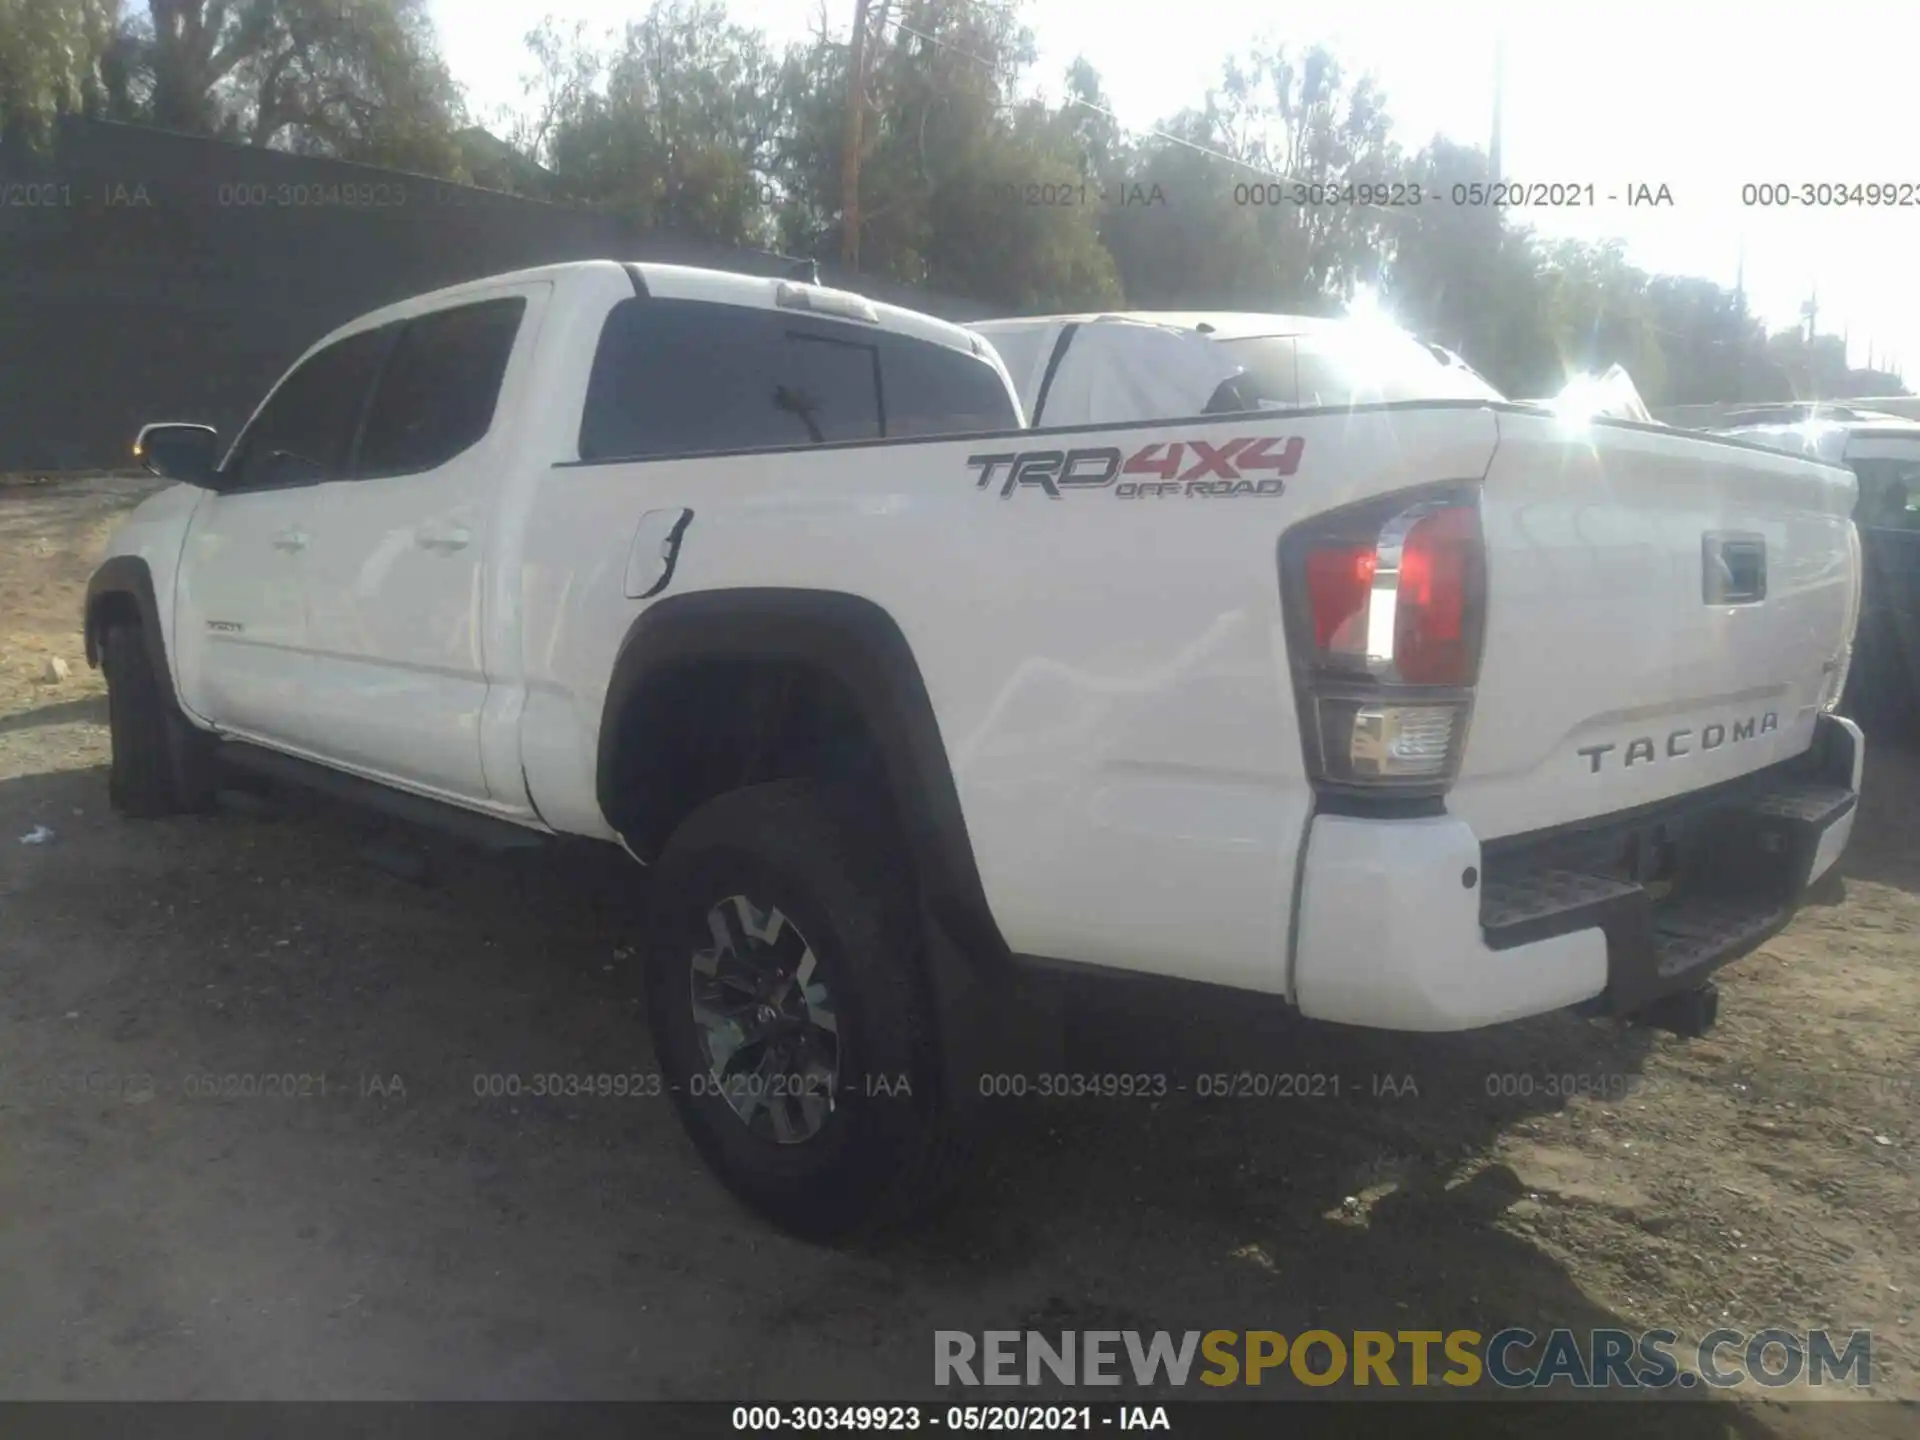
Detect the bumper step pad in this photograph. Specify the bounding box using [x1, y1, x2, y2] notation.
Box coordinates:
[1476, 767, 1855, 1015]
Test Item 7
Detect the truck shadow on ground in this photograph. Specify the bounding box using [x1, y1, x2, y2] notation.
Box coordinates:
[0, 760, 1881, 1430]
[0, 695, 108, 734]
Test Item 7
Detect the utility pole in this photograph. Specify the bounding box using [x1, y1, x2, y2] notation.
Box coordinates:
[1488, 40, 1505, 185]
[1479, 39, 1504, 370]
[840, 0, 877, 274]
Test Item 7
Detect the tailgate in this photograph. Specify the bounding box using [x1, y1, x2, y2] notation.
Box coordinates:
[1451, 410, 1858, 840]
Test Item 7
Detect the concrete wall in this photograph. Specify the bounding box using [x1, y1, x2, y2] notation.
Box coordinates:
[0, 119, 992, 473]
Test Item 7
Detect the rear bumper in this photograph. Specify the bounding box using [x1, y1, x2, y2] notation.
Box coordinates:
[1292, 713, 1862, 1031]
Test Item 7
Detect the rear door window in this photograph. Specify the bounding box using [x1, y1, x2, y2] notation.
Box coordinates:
[579, 298, 882, 461]
[1208, 336, 1298, 411]
[878, 333, 1019, 436]
[354, 298, 526, 477]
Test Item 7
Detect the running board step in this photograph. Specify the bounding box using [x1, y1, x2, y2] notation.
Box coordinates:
[216, 741, 552, 853]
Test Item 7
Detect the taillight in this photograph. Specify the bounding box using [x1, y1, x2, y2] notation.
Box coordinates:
[1304, 546, 1375, 654]
[1393, 505, 1476, 685]
[1280, 489, 1487, 797]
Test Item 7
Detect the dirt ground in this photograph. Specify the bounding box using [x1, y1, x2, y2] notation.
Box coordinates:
[1, 475, 1917, 1433]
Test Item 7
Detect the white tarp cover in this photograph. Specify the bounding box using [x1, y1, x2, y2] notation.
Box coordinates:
[1036, 319, 1245, 427]
[1553, 364, 1658, 423]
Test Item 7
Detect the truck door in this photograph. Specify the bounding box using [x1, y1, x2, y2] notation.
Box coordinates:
[172, 325, 390, 740]
[295, 283, 549, 804]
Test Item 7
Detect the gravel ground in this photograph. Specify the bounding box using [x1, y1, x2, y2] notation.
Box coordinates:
[0, 475, 1915, 1436]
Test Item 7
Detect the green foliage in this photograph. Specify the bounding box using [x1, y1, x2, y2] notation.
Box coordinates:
[766, 0, 1116, 308]
[925, 97, 1122, 310]
[16, 0, 1890, 403]
[102, 0, 466, 175]
[1098, 42, 1402, 312]
[0, 0, 122, 144]
[545, 0, 785, 245]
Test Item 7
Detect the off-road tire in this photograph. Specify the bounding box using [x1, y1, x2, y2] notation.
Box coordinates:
[100, 622, 215, 818]
[644, 778, 973, 1240]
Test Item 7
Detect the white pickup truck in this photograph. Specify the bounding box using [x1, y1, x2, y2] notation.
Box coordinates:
[90, 260, 1864, 1237]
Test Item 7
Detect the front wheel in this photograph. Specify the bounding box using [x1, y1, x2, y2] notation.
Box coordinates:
[100, 621, 216, 818]
[642, 779, 971, 1239]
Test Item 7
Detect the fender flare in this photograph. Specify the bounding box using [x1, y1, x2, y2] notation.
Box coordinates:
[597, 588, 1009, 966]
[84, 555, 183, 714]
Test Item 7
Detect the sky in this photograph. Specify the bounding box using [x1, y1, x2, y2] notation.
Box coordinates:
[431, 0, 1920, 384]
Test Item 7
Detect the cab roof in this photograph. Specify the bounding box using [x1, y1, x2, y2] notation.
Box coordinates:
[316, 259, 989, 359]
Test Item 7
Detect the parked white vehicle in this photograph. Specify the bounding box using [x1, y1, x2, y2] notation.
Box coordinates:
[968, 311, 1506, 427]
[1710, 415, 1920, 722]
[91, 261, 1864, 1236]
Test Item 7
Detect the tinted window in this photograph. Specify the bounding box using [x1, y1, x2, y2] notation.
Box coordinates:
[1207, 337, 1296, 411]
[580, 299, 882, 461]
[224, 327, 390, 489]
[880, 334, 1019, 436]
[1851, 458, 1920, 528]
[1212, 332, 1504, 412]
[355, 298, 525, 476]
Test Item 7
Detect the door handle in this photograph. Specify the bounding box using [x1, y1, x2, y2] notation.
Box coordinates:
[272, 527, 309, 552]
[416, 524, 472, 552]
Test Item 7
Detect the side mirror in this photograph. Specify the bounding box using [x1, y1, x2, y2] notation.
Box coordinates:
[133, 423, 221, 488]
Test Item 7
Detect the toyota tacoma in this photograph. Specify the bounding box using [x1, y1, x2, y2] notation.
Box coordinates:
[87, 261, 1865, 1236]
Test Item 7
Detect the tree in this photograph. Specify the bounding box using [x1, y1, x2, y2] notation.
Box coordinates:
[1642, 275, 1770, 406]
[544, 0, 785, 245]
[0, 0, 121, 143]
[1531, 237, 1666, 399]
[104, 0, 466, 174]
[498, 14, 603, 172]
[1383, 142, 1600, 398]
[1096, 106, 1279, 309]
[1058, 56, 1121, 181]
[1101, 41, 1400, 310]
[771, 0, 1116, 307]
[925, 94, 1122, 309]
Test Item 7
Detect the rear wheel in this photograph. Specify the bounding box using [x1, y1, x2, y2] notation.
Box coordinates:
[100, 622, 215, 818]
[643, 779, 971, 1239]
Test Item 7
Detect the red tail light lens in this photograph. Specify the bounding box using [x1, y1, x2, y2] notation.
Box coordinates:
[1280, 489, 1486, 796]
[1304, 545, 1376, 654]
[1392, 505, 1478, 685]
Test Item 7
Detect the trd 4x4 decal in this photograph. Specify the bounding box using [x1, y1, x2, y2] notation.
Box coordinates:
[966, 436, 1303, 500]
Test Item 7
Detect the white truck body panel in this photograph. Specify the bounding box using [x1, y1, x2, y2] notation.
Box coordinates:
[99, 263, 1865, 1030]
[1455, 412, 1857, 839]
